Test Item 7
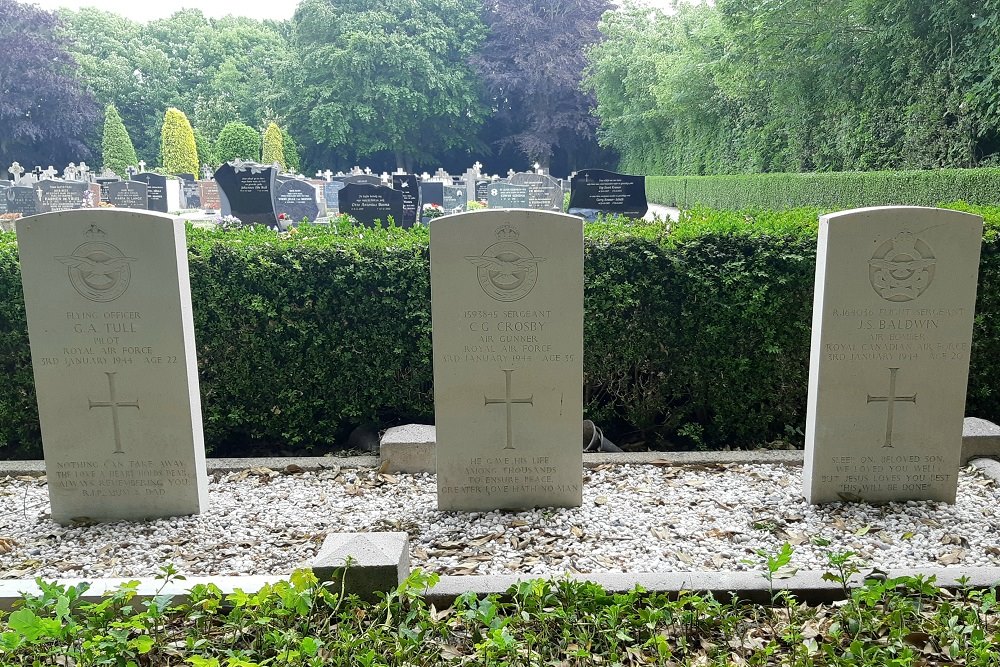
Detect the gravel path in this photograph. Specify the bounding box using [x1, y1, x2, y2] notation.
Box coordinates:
[2, 463, 998, 580]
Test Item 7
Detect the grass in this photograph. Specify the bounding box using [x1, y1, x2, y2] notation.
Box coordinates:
[1, 548, 998, 665]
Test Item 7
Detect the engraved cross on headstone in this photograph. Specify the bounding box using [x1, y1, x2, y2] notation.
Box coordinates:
[484, 368, 533, 450]
[88, 372, 140, 454]
[867, 367, 916, 448]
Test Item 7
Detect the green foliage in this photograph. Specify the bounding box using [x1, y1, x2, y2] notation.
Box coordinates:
[280, 127, 301, 173]
[100, 103, 138, 177]
[160, 107, 199, 176]
[215, 121, 260, 164]
[586, 0, 1000, 175]
[192, 127, 216, 171]
[649, 168, 1000, 211]
[260, 121, 285, 170]
[2, 565, 999, 665]
[288, 0, 487, 171]
[2, 207, 999, 457]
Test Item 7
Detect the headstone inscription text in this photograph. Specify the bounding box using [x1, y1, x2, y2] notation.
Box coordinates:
[431, 209, 584, 511]
[803, 206, 983, 504]
[16, 210, 209, 523]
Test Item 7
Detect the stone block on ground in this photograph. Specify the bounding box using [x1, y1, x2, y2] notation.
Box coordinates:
[379, 424, 436, 473]
[312, 532, 409, 599]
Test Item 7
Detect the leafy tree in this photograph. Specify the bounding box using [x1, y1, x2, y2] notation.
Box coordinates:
[101, 103, 138, 177]
[215, 121, 260, 163]
[161, 107, 199, 175]
[281, 128, 301, 173]
[472, 0, 612, 171]
[288, 0, 486, 172]
[261, 122, 285, 169]
[0, 1, 100, 167]
[192, 127, 217, 172]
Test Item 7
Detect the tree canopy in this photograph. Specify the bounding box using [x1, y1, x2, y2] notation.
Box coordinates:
[101, 104, 138, 177]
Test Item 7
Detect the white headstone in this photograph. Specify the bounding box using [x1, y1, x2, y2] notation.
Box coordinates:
[431, 209, 583, 511]
[16, 209, 209, 523]
[803, 206, 983, 504]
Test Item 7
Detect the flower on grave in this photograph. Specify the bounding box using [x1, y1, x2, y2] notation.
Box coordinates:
[422, 203, 444, 219]
[213, 214, 242, 230]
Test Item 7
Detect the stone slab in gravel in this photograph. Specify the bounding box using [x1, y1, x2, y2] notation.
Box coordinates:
[3, 463, 1000, 581]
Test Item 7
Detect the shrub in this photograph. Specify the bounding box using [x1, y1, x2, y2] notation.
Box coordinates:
[215, 121, 260, 164]
[160, 107, 199, 176]
[281, 127, 301, 173]
[192, 127, 216, 172]
[649, 168, 1000, 210]
[100, 104, 138, 178]
[261, 122, 285, 170]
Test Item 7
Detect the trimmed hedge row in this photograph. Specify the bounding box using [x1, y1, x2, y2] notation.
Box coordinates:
[1, 208, 998, 458]
[648, 168, 1000, 210]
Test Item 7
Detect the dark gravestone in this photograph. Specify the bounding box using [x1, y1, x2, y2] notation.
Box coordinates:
[474, 180, 490, 202]
[442, 185, 466, 213]
[568, 169, 648, 221]
[340, 183, 406, 227]
[324, 179, 346, 215]
[273, 179, 319, 223]
[486, 182, 531, 208]
[392, 174, 419, 227]
[508, 172, 562, 211]
[198, 180, 220, 210]
[214, 161, 279, 229]
[107, 180, 149, 209]
[0, 181, 9, 214]
[344, 174, 382, 186]
[6, 185, 38, 216]
[34, 179, 89, 213]
[132, 172, 168, 213]
[176, 173, 200, 209]
[95, 177, 120, 203]
[419, 181, 444, 206]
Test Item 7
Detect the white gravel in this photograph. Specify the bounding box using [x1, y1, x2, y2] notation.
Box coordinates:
[2, 463, 999, 580]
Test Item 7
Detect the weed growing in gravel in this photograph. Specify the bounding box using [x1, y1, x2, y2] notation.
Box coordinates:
[1, 553, 998, 665]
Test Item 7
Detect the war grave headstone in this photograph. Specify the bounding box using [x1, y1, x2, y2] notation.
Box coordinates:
[487, 182, 531, 209]
[508, 172, 562, 211]
[273, 178, 320, 223]
[324, 179, 347, 215]
[803, 206, 983, 504]
[214, 161, 279, 229]
[198, 180, 220, 211]
[430, 209, 584, 510]
[340, 183, 406, 227]
[34, 179, 90, 213]
[107, 181, 149, 210]
[16, 209, 209, 523]
[442, 185, 466, 214]
[7, 185, 38, 216]
[392, 174, 419, 227]
[567, 169, 649, 221]
[132, 173, 168, 213]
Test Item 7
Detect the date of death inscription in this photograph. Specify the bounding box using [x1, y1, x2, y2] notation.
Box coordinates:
[36, 310, 178, 368]
[824, 306, 968, 364]
[439, 309, 576, 365]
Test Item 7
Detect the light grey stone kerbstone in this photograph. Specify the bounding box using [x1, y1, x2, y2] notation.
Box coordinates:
[380, 424, 436, 473]
[312, 532, 409, 599]
[16, 209, 208, 523]
[961, 417, 1000, 463]
[803, 207, 983, 504]
[430, 210, 584, 510]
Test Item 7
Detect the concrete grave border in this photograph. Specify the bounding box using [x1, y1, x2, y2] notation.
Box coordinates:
[2, 417, 999, 609]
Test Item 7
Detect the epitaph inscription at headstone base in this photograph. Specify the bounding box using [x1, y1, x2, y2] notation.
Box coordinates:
[431, 209, 584, 511]
[108, 181, 149, 210]
[803, 206, 982, 504]
[568, 169, 649, 221]
[16, 209, 209, 523]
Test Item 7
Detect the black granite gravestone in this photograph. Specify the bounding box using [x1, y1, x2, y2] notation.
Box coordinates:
[95, 177, 120, 204]
[508, 172, 562, 210]
[0, 182, 9, 214]
[176, 173, 200, 209]
[442, 185, 466, 213]
[34, 179, 89, 213]
[419, 181, 444, 206]
[344, 174, 382, 186]
[486, 182, 531, 208]
[474, 180, 490, 202]
[273, 179, 319, 223]
[214, 161, 279, 229]
[6, 185, 37, 216]
[568, 169, 648, 221]
[340, 183, 406, 227]
[392, 174, 419, 227]
[132, 172, 168, 213]
[107, 181, 149, 209]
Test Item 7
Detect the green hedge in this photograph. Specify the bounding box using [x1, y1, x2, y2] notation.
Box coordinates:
[1, 207, 998, 458]
[648, 168, 1000, 210]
